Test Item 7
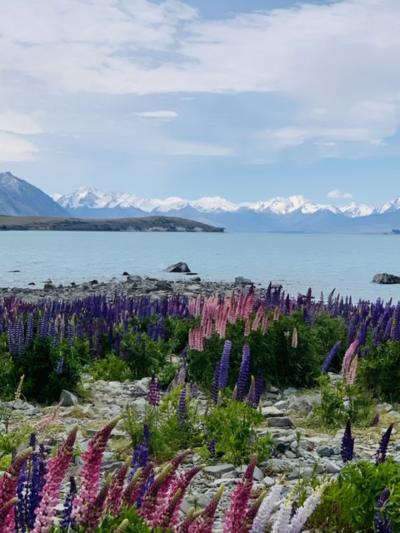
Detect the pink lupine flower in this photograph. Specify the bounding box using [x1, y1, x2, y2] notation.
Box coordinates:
[160, 467, 202, 529]
[224, 458, 256, 533]
[0, 448, 32, 532]
[239, 491, 266, 533]
[80, 481, 110, 531]
[73, 418, 119, 523]
[341, 339, 359, 378]
[33, 426, 78, 533]
[123, 463, 154, 506]
[187, 485, 224, 533]
[346, 354, 358, 385]
[105, 460, 130, 516]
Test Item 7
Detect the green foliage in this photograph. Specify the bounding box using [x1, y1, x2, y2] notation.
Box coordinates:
[311, 459, 400, 532]
[121, 333, 166, 380]
[313, 374, 374, 428]
[188, 312, 346, 392]
[0, 350, 16, 400]
[56, 507, 153, 532]
[89, 353, 131, 381]
[123, 386, 203, 462]
[0, 407, 33, 468]
[358, 341, 400, 402]
[158, 361, 179, 389]
[203, 398, 272, 465]
[11, 337, 84, 404]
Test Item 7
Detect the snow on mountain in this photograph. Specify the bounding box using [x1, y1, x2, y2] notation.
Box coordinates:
[54, 188, 398, 220]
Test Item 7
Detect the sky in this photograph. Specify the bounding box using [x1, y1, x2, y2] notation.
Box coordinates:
[1, 0, 400, 205]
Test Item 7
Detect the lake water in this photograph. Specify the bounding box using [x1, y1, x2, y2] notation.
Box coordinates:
[2, 231, 400, 301]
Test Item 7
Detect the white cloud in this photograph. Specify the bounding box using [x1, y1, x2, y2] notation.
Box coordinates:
[133, 110, 178, 119]
[0, 132, 39, 161]
[327, 189, 353, 200]
[0, 112, 42, 135]
[165, 140, 234, 157]
[1, 0, 400, 154]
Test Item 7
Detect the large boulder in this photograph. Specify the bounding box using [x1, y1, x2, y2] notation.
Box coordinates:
[165, 262, 191, 273]
[373, 273, 400, 284]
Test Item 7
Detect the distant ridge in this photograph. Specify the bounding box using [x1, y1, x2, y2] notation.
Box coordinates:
[54, 187, 400, 234]
[0, 172, 68, 217]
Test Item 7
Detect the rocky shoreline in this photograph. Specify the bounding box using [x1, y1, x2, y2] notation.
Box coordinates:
[0, 274, 278, 302]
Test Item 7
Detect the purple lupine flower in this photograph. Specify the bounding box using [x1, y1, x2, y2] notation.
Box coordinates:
[376, 424, 394, 464]
[218, 340, 232, 391]
[321, 341, 341, 373]
[253, 375, 265, 407]
[60, 477, 77, 531]
[374, 488, 392, 533]
[129, 424, 150, 481]
[236, 344, 251, 401]
[341, 420, 354, 463]
[371, 414, 380, 427]
[207, 440, 217, 459]
[178, 386, 187, 424]
[211, 361, 221, 403]
[148, 376, 161, 407]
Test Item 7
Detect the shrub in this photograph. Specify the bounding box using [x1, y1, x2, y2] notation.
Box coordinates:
[203, 398, 272, 465]
[188, 312, 341, 391]
[89, 353, 131, 381]
[121, 333, 166, 380]
[11, 337, 85, 404]
[358, 340, 400, 402]
[312, 374, 373, 428]
[311, 459, 400, 532]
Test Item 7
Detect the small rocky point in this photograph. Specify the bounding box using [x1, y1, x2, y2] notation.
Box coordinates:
[373, 272, 400, 284]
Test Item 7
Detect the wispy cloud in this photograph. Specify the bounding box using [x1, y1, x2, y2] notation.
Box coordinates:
[327, 189, 353, 201]
[133, 110, 178, 119]
[0, 132, 39, 161]
[165, 140, 234, 157]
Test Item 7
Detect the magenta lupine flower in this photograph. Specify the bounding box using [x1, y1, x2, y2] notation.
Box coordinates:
[239, 491, 266, 533]
[187, 485, 224, 533]
[159, 467, 202, 529]
[32, 426, 78, 533]
[341, 420, 354, 463]
[371, 414, 380, 427]
[376, 424, 394, 464]
[341, 340, 359, 378]
[80, 481, 110, 531]
[0, 448, 32, 531]
[123, 463, 154, 507]
[148, 376, 161, 407]
[224, 458, 256, 533]
[105, 460, 130, 516]
[72, 418, 119, 524]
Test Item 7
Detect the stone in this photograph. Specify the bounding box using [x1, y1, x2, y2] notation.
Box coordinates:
[28, 282, 36, 286]
[165, 262, 191, 273]
[373, 273, 400, 284]
[204, 464, 235, 478]
[317, 445, 335, 458]
[234, 276, 253, 285]
[44, 280, 56, 291]
[237, 465, 264, 481]
[266, 416, 295, 428]
[318, 458, 341, 474]
[155, 280, 173, 291]
[262, 406, 285, 417]
[59, 390, 78, 407]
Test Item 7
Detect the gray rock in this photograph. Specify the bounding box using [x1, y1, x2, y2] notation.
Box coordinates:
[234, 276, 253, 285]
[267, 416, 295, 428]
[165, 262, 191, 273]
[44, 280, 56, 291]
[155, 280, 173, 291]
[59, 390, 78, 407]
[318, 458, 341, 474]
[373, 273, 400, 284]
[237, 465, 264, 481]
[317, 445, 335, 458]
[262, 406, 284, 417]
[204, 464, 235, 478]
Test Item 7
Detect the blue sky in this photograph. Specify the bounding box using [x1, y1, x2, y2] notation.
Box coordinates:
[1, 0, 400, 205]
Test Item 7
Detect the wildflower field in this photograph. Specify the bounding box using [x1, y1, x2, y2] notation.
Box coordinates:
[1, 284, 400, 531]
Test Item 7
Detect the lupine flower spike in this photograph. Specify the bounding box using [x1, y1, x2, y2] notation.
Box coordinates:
[341, 420, 354, 463]
[251, 484, 283, 533]
[224, 458, 256, 533]
[376, 424, 394, 464]
[374, 488, 392, 533]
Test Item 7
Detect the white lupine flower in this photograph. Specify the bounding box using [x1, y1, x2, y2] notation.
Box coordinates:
[288, 489, 322, 533]
[271, 497, 292, 533]
[251, 484, 282, 533]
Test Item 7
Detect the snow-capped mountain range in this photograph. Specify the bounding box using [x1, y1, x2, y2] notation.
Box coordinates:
[52, 187, 400, 234]
[54, 187, 396, 218]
